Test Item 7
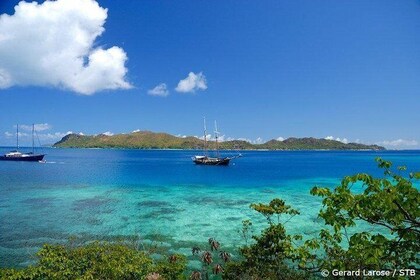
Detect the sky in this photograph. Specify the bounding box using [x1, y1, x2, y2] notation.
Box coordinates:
[0, 0, 419, 149]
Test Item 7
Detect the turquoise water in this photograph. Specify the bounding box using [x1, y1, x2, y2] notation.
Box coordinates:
[0, 148, 419, 267]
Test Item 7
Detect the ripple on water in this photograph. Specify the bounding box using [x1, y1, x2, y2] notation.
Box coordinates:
[225, 216, 242, 222]
[71, 196, 117, 211]
[185, 196, 251, 207]
[261, 189, 276, 193]
[138, 200, 172, 208]
[21, 197, 59, 208]
[86, 217, 103, 226]
[139, 207, 185, 220]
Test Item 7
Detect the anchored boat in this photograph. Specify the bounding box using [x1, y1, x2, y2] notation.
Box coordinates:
[0, 124, 45, 162]
[192, 118, 241, 166]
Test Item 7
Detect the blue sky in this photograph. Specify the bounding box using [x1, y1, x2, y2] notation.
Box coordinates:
[0, 0, 419, 148]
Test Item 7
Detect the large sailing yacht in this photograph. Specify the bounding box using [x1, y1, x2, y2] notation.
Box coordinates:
[192, 118, 241, 166]
[0, 124, 45, 162]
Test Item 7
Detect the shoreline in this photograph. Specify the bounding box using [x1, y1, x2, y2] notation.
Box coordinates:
[48, 147, 386, 151]
[4, 146, 420, 152]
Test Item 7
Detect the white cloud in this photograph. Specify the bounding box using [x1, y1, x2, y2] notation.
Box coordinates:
[198, 133, 212, 140]
[4, 130, 73, 143]
[195, 134, 264, 144]
[236, 137, 264, 144]
[132, 129, 141, 133]
[277, 137, 284, 141]
[253, 137, 264, 144]
[20, 123, 51, 131]
[325, 136, 348, 144]
[175, 72, 207, 93]
[37, 132, 70, 141]
[336, 137, 348, 144]
[102, 131, 113, 136]
[237, 138, 251, 142]
[148, 83, 169, 97]
[376, 139, 418, 149]
[5, 131, 28, 138]
[0, 0, 131, 95]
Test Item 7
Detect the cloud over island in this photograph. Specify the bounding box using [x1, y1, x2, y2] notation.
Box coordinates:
[0, 0, 131, 95]
[175, 72, 207, 93]
[4, 123, 75, 144]
[376, 139, 419, 150]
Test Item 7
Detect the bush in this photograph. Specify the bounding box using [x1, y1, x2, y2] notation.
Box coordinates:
[1, 242, 186, 280]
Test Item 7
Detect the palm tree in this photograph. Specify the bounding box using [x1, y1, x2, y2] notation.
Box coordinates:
[219, 251, 231, 262]
[168, 254, 178, 263]
[213, 264, 224, 275]
[192, 246, 201, 255]
[208, 238, 220, 251]
[190, 271, 202, 280]
[201, 251, 213, 265]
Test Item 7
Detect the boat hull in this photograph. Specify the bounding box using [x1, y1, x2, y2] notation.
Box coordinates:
[193, 157, 231, 166]
[0, 154, 45, 162]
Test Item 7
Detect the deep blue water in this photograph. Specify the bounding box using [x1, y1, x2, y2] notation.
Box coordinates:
[0, 147, 419, 267]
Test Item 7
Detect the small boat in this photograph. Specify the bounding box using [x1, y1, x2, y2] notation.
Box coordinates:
[0, 124, 45, 162]
[192, 118, 241, 166]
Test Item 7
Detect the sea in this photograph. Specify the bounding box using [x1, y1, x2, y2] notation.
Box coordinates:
[0, 147, 419, 268]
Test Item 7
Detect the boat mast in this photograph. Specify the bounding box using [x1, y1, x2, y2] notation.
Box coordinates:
[32, 124, 35, 154]
[16, 124, 19, 151]
[203, 117, 208, 156]
[214, 121, 220, 158]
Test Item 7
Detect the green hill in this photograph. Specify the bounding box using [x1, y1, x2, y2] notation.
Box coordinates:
[53, 131, 385, 150]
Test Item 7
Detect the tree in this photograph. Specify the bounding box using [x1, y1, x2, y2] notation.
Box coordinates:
[307, 158, 419, 274]
[225, 158, 419, 279]
[224, 199, 308, 279]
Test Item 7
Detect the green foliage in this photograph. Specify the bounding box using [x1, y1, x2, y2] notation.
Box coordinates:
[190, 238, 235, 280]
[307, 158, 420, 273]
[260, 137, 384, 151]
[155, 254, 187, 280]
[251, 198, 300, 225]
[0, 242, 187, 280]
[224, 199, 309, 280]
[238, 219, 253, 245]
[53, 132, 384, 150]
[190, 238, 231, 280]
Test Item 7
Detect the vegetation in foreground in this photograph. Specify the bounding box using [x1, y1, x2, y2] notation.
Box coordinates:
[0, 242, 186, 280]
[1, 158, 418, 279]
[53, 131, 385, 150]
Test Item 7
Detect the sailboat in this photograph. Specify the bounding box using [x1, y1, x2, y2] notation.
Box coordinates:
[192, 118, 241, 166]
[0, 124, 46, 162]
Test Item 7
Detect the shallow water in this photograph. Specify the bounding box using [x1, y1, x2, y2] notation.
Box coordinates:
[0, 148, 419, 267]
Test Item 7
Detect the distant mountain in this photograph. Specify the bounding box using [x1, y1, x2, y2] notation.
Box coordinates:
[53, 131, 385, 150]
[259, 137, 385, 150]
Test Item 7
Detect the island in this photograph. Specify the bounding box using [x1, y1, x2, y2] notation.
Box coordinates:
[53, 131, 385, 150]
